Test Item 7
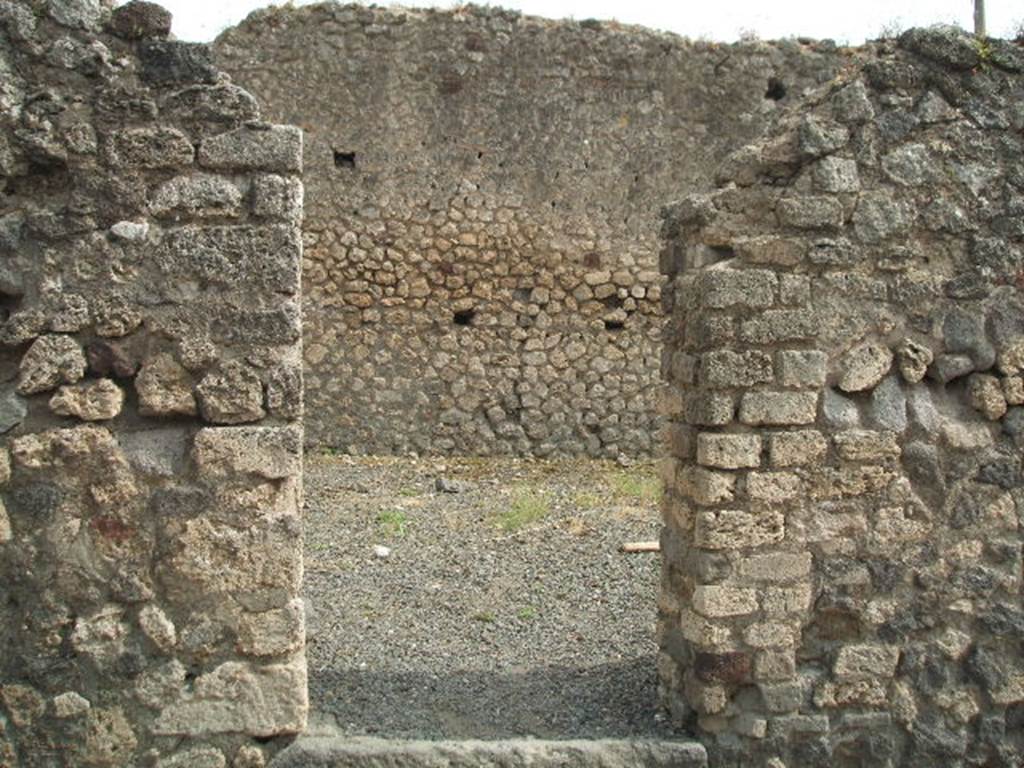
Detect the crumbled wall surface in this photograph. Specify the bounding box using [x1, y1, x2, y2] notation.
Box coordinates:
[0, 2, 306, 765]
[658, 27, 1024, 766]
[214, 4, 847, 457]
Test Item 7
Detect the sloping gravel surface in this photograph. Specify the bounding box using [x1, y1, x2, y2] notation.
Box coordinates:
[302, 454, 678, 741]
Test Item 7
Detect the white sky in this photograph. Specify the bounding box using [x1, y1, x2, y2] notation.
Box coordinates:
[136, 0, 1022, 44]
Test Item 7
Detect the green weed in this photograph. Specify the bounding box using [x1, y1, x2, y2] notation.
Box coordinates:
[496, 488, 551, 532]
[609, 469, 661, 504]
[377, 510, 409, 537]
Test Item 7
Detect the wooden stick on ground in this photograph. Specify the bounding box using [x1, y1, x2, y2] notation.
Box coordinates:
[621, 540, 660, 553]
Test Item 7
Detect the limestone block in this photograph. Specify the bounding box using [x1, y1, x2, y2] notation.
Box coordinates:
[695, 509, 784, 550]
[776, 350, 826, 388]
[700, 350, 773, 388]
[699, 268, 777, 309]
[747, 472, 801, 504]
[0, 448, 9, 485]
[49, 379, 124, 421]
[743, 621, 796, 648]
[998, 339, 1024, 375]
[136, 354, 197, 417]
[198, 124, 303, 173]
[92, 298, 143, 338]
[679, 607, 733, 646]
[692, 586, 758, 618]
[0, 387, 27, 434]
[838, 341, 892, 392]
[759, 682, 803, 713]
[778, 274, 811, 305]
[49, 293, 90, 333]
[149, 173, 243, 218]
[266, 364, 303, 420]
[107, 126, 194, 168]
[139, 40, 219, 86]
[678, 465, 736, 506]
[944, 308, 996, 370]
[151, 658, 308, 736]
[738, 552, 813, 582]
[941, 418, 994, 450]
[696, 433, 762, 469]
[252, 174, 304, 221]
[135, 659, 187, 710]
[158, 225, 301, 296]
[193, 426, 302, 480]
[52, 691, 91, 718]
[769, 430, 827, 466]
[897, 339, 933, 383]
[762, 585, 813, 615]
[833, 430, 900, 461]
[1, 308, 48, 346]
[109, 1, 173, 39]
[968, 374, 1008, 421]
[813, 156, 860, 193]
[808, 465, 895, 500]
[684, 392, 734, 426]
[833, 644, 900, 681]
[755, 650, 797, 682]
[907, 386, 939, 434]
[882, 143, 935, 186]
[47, 0, 106, 29]
[109, 220, 150, 242]
[120, 428, 188, 477]
[869, 375, 907, 432]
[79, 707, 137, 766]
[159, 515, 302, 608]
[236, 599, 305, 657]
[740, 391, 818, 426]
[71, 606, 128, 671]
[928, 354, 974, 383]
[139, 604, 177, 653]
[17, 334, 87, 394]
[234, 746, 267, 768]
[798, 116, 849, 157]
[852, 191, 913, 243]
[197, 362, 266, 424]
[693, 651, 752, 684]
[685, 678, 729, 715]
[739, 310, 818, 344]
[733, 236, 804, 267]
[1004, 376, 1024, 405]
[777, 196, 843, 229]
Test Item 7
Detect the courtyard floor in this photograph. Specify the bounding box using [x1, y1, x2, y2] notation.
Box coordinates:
[302, 453, 677, 740]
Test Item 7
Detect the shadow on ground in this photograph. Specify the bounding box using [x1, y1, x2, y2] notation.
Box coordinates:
[311, 657, 677, 740]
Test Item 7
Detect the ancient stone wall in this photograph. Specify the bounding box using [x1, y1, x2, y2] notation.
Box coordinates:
[0, 2, 306, 765]
[214, 4, 847, 457]
[658, 27, 1024, 766]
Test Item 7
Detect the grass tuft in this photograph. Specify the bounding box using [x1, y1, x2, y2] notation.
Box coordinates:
[496, 487, 551, 532]
[377, 509, 409, 537]
[609, 469, 661, 504]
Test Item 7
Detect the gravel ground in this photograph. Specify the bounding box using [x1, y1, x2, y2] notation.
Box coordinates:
[302, 454, 678, 741]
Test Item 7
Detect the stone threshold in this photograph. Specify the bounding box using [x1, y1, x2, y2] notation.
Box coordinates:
[270, 736, 708, 767]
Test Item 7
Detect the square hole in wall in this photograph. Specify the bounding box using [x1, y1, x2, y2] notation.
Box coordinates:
[334, 150, 357, 169]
